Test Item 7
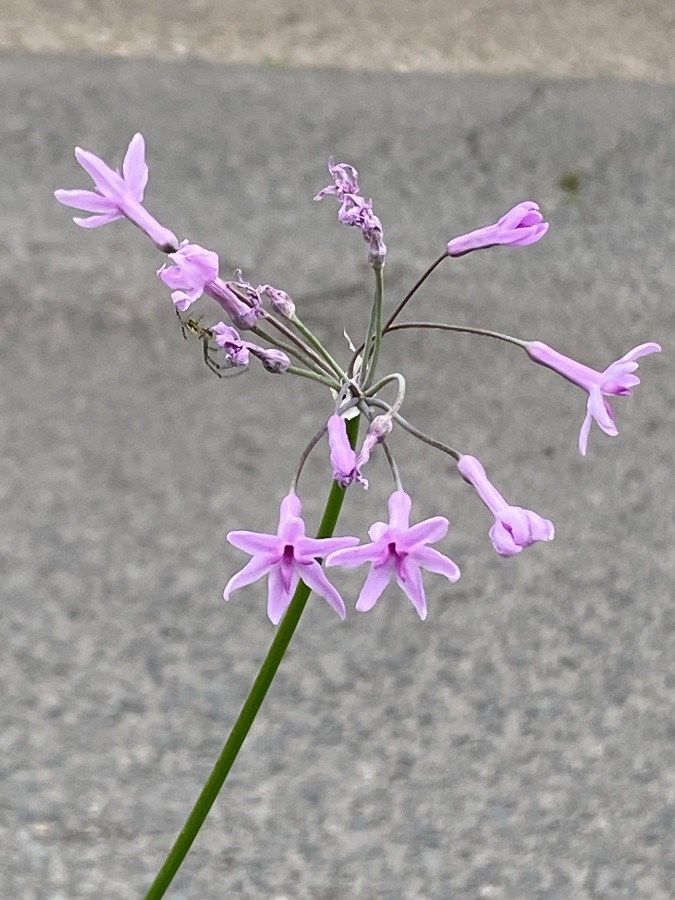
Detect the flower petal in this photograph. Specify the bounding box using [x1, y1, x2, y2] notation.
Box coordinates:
[401, 516, 449, 548]
[588, 388, 618, 437]
[355, 562, 393, 612]
[122, 133, 148, 200]
[413, 545, 461, 582]
[325, 542, 383, 568]
[297, 534, 360, 559]
[54, 189, 118, 213]
[74, 146, 125, 197]
[395, 559, 427, 620]
[72, 212, 124, 228]
[387, 490, 412, 530]
[227, 530, 281, 555]
[224, 554, 276, 601]
[267, 565, 295, 624]
[278, 493, 302, 529]
[578, 408, 593, 456]
[489, 520, 522, 556]
[613, 342, 662, 366]
[298, 560, 347, 620]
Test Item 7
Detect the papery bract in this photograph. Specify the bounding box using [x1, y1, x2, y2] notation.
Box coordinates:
[55, 133, 178, 251]
[526, 340, 662, 455]
[224, 494, 359, 624]
[326, 491, 460, 620]
[457, 455, 554, 556]
[446, 201, 548, 257]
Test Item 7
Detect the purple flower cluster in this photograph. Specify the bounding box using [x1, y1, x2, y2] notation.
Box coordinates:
[56, 135, 661, 628]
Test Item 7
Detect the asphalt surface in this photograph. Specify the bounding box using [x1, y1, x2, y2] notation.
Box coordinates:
[1, 53, 673, 899]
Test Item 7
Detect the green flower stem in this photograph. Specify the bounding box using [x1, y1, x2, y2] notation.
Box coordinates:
[287, 366, 341, 389]
[144, 416, 360, 900]
[382, 251, 448, 332]
[289, 314, 346, 380]
[362, 267, 384, 391]
[252, 322, 336, 378]
[386, 321, 528, 349]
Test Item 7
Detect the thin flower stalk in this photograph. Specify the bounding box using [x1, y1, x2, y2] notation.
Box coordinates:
[144, 417, 360, 900]
[385, 321, 528, 348]
[360, 266, 385, 390]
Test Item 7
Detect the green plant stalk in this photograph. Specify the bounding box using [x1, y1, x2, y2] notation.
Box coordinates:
[290, 313, 347, 380]
[144, 415, 360, 899]
[286, 366, 341, 389]
[362, 267, 384, 391]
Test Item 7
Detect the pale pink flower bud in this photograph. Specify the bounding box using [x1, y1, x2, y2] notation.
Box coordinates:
[446, 201, 548, 257]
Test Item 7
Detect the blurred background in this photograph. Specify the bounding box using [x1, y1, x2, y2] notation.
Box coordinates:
[1, 3, 673, 899]
[0, 0, 674, 81]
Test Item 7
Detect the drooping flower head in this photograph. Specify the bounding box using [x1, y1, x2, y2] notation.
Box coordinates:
[55, 134, 178, 251]
[326, 491, 460, 620]
[446, 201, 548, 257]
[313, 157, 360, 201]
[224, 494, 359, 624]
[157, 241, 219, 311]
[526, 340, 662, 455]
[457, 455, 554, 556]
[315, 157, 386, 268]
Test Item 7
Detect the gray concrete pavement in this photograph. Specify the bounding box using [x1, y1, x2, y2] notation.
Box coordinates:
[1, 0, 675, 82]
[1, 53, 673, 898]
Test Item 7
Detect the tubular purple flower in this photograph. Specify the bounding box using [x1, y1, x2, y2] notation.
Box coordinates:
[446, 201, 548, 257]
[224, 494, 359, 624]
[325, 491, 460, 620]
[205, 279, 261, 331]
[356, 414, 393, 469]
[327, 415, 368, 489]
[157, 241, 219, 311]
[526, 340, 662, 455]
[457, 455, 554, 556]
[55, 133, 179, 252]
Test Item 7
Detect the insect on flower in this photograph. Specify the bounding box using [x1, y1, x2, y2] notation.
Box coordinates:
[175, 313, 247, 379]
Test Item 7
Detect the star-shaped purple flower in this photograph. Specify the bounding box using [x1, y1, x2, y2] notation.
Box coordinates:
[224, 494, 359, 624]
[325, 491, 460, 620]
[526, 340, 662, 455]
[446, 201, 548, 257]
[55, 133, 178, 251]
[457, 455, 554, 556]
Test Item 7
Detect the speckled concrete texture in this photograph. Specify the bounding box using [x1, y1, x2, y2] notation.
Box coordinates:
[1, 55, 673, 898]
